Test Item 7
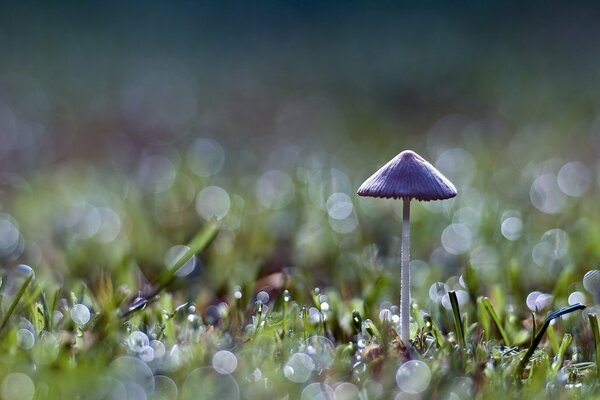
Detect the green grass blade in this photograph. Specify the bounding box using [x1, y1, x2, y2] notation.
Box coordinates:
[120, 221, 219, 318]
[448, 290, 465, 348]
[516, 303, 585, 381]
[588, 313, 600, 380]
[0, 273, 34, 332]
[481, 297, 510, 346]
[551, 333, 572, 372]
[157, 221, 219, 289]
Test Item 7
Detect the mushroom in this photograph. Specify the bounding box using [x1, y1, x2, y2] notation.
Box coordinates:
[357, 150, 457, 344]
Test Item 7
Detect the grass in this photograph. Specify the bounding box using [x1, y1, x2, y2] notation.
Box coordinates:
[1, 132, 599, 400]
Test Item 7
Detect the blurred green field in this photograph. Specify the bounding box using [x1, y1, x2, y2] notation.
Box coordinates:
[2, 2, 600, 399]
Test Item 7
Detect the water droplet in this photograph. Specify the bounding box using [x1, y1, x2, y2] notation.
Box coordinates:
[441, 224, 473, 255]
[583, 270, 600, 297]
[1, 372, 35, 400]
[558, 161, 591, 197]
[123, 381, 147, 400]
[283, 290, 291, 302]
[501, 216, 523, 241]
[308, 307, 322, 323]
[128, 331, 150, 353]
[31, 331, 59, 365]
[164, 245, 197, 277]
[0, 214, 20, 257]
[284, 353, 314, 383]
[328, 213, 359, 234]
[70, 304, 91, 326]
[186, 138, 225, 177]
[532, 229, 569, 267]
[255, 170, 295, 209]
[138, 155, 177, 193]
[379, 309, 392, 322]
[526, 291, 543, 311]
[139, 346, 155, 362]
[151, 375, 178, 400]
[334, 382, 360, 400]
[435, 148, 476, 186]
[195, 186, 230, 220]
[305, 336, 335, 370]
[530, 174, 566, 214]
[396, 360, 431, 394]
[301, 382, 334, 400]
[326, 192, 353, 220]
[212, 350, 238, 374]
[568, 291, 586, 305]
[110, 356, 155, 392]
[256, 291, 270, 304]
[428, 282, 449, 303]
[150, 340, 166, 359]
[53, 311, 63, 326]
[530, 293, 553, 311]
[441, 290, 469, 310]
[16, 329, 35, 350]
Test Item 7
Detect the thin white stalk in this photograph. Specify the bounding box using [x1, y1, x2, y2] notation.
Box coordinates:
[400, 197, 411, 344]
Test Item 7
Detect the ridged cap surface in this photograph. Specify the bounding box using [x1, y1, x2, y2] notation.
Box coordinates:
[357, 150, 457, 201]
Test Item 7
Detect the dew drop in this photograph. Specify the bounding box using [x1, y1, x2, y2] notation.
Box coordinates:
[501, 216, 523, 241]
[256, 291, 270, 304]
[128, 331, 150, 353]
[283, 290, 291, 302]
[255, 170, 295, 209]
[583, 270, 600, 296]
[186, 138, 225, 177]
[151, 375, 178, 400]
[428, 282, 449, 303]
[109, 356, 155, 392]
[396, 360, 431, 394]
[139, 346, 155, 362]
[16, 329, 35, 350]
[195, 186, 230, 220]
[558, 161, 590, 197]
[164, 245, 197, 277]
[326, 192, 353, 220]
[150, 340, 166, 359]
[31, 331, 59, 365]
[70, 304, 91, 326]
[212, 350, 238, 374]
[283, 353, 314, 383]
[1, 372, 35, 400]
[568, 291, 586, 305]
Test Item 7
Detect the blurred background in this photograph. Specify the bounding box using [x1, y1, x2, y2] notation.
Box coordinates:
[2, 1, 600, 310]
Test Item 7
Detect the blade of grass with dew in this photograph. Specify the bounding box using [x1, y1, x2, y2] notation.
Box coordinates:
[588, 313, 600, 380]
[515, 303, 586, 381]
[157, 221, 219, 289]
[546, 323, 559, 355]
[449, 290, 465, 348]
[481, 296, 510, 346]
[530, 311, 536, 349]
[0, 273, 34, 332]
[551, 333, 572, 372]
[121, 221, 219, 317]
[40, 291, 51, 331]
[476, 297, 491, 341]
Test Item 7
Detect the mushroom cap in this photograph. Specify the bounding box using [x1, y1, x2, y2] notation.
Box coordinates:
[357, 150, 457, 201]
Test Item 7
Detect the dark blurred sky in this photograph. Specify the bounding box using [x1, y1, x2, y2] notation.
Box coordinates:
[1, 1, 600, 169]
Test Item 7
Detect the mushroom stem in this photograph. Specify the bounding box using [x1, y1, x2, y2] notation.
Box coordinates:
[400, 196, 411, 344]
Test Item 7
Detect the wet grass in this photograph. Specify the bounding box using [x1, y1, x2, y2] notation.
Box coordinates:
[1, 134, 600, 400]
